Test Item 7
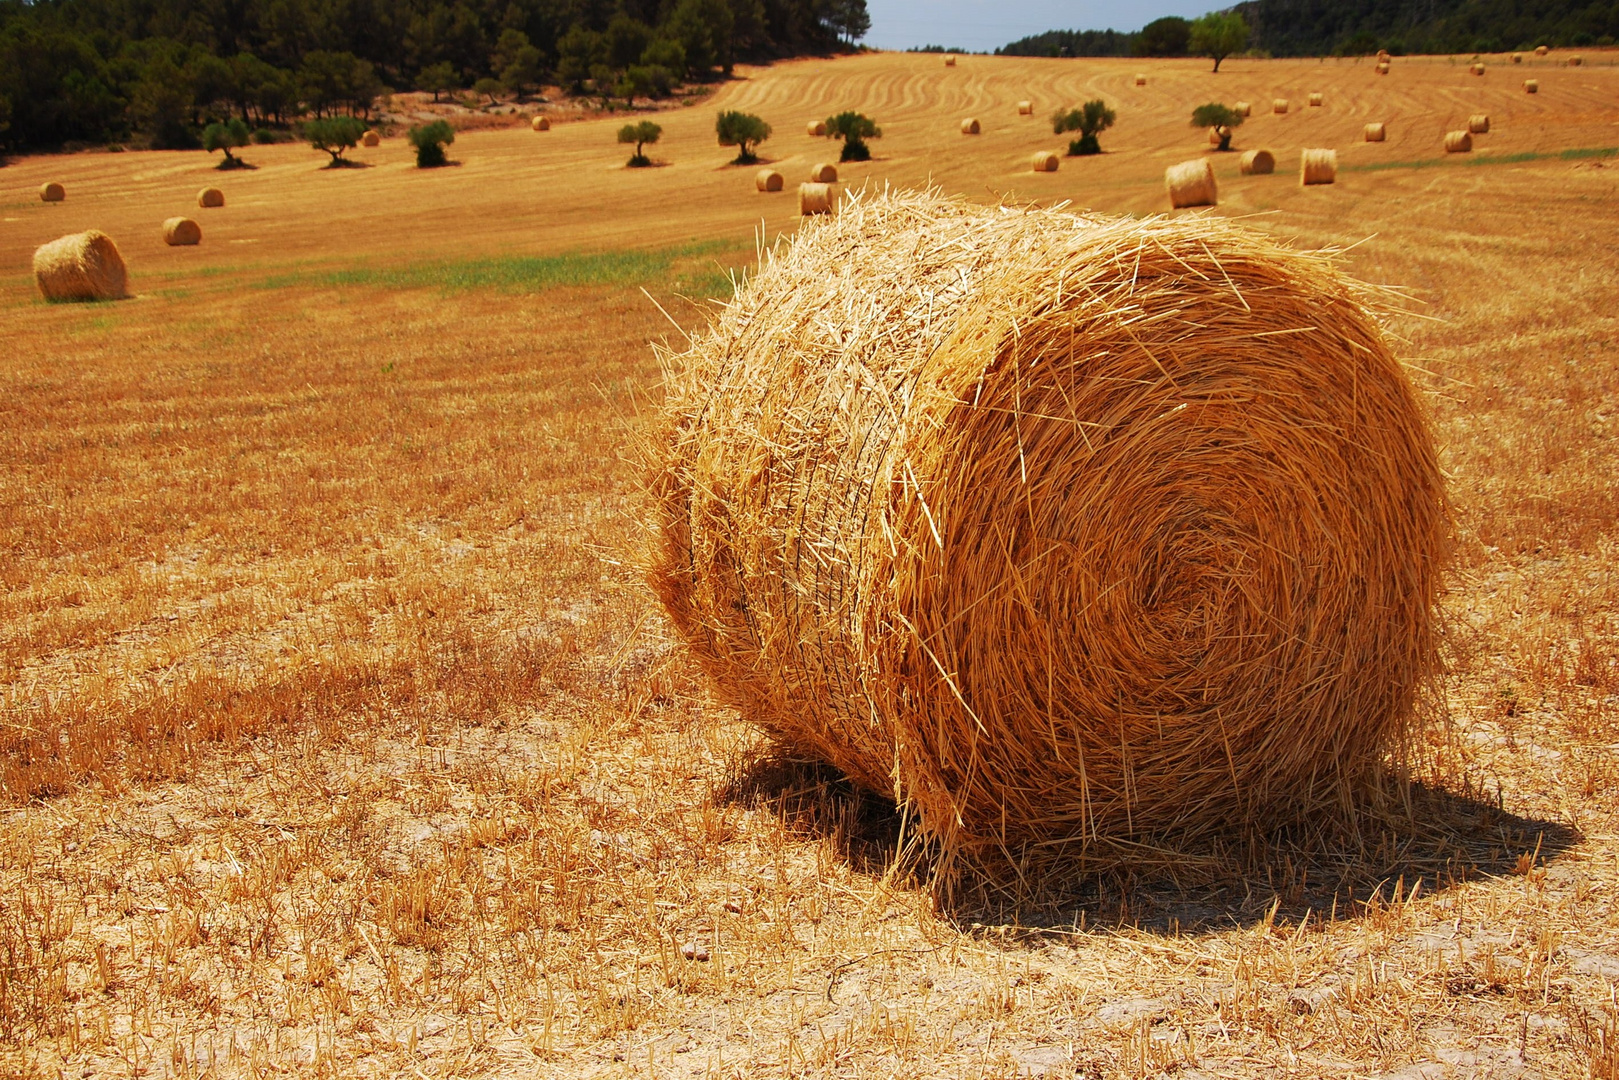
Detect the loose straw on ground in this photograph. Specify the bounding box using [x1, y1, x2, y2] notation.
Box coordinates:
[33, 230, 128, 302]
[756, 169, 783, 192]
[1300, 147, 1337, 185]
[198, 187, 224, 208]
[1240, 149, 1274, 174]
[644, 188, 1447, 883]
[1166, 159, 1216, 207]
[163, 217, 201, 246]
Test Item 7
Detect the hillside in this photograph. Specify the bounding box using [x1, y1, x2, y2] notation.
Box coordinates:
[1234, 0, 1619, 55]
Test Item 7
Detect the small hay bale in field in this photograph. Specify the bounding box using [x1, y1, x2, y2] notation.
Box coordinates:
[1364, 122, 1386, 141]
[756, 169, 784, 192]
[1468, 114, 1490, 134]
[944, 55, 956, 66]
[1470, 62, 1485, 75]
[1309, 92, 1324, 106]
[1240, 148, 1275, 174]
[1032, 151, 1059, 172]
[1018, 100, 1033, 115]
[1274, 98, 1289, 114]
[163, 217, 201, 246]
[1165, 158, 1216, 208]
[960, 117, 981, 135]
[197, 187, 224, 208]
[1377, 49, 1391, 61]
[1444, 130, 1472, 153]
[1568, 55, 1583, 66]
[40, 182, 65, 202]
[1512, 52, 1522, 63]
[33, 230, 128, 302]
[531, 116, 550, 131]
[361, 129, 380, 146]
[645, 188, 1446, 878]
[1235, 100, 1252, 116]
[1300, 147, 1337, 185]
[1524, 79, 1539, 93]
[810, 162, 838, 183]
[1535, 45, 1549, 56]
[1376, 62, 1390, 74]
[807, 120, 827, 136]
[1134, 73, 1147, 86]
[1208, 125, 1231, 146]
[798, 182, 836, 216]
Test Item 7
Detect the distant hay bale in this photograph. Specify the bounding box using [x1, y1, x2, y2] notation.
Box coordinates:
[810, 162, 838, 183]
[1032, 151, 1060, 172]
[40, 182, 65, 202]
[1274, 98, 1289, 114]
[798, 182, 836, 216]
[1512, 52, 1522, 63]
[1468, 113, 1490, 134]
[1568, 55, 1582, 66]
[960, 117, 981, 135]
[1309, 92, 1324, 106]
[197, 187, 224, 208]
[646, 188, 1446, 878]
[1240, 148, 1275, 174]
[1376, 62, 1390, 74]
[163, 217, 201, 246]
[1363, 122, 1386, 142]
[361, 129, 380, 146]
[756, 169, 784, 192]
[1235, 100, 1252, 116]
[1535, 45, 1549, 56]
[1444, 130, 1473, 153]
[1470, 62, 1485, 75]
[1300, 147, 1338, 185]
[33, 230, 128, 302]
[1018, 100, 1033, 115]
[1524, 79, 1539, 93]
[531, 116, 550, 132]
[1165, 158, 1216, 208]
[1208, 125, 1230, 145]
[1377, 49, 1391, 61]
[1135, 73, 1147, 86]
[807, 120, 827, 137]
[944, 55, 956, 66]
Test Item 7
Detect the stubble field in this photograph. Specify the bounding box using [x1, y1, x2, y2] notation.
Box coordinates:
[2, 49, 1619, 1078]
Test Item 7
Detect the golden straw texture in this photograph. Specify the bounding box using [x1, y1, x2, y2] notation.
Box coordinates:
[1165, 158, 1217, 208]
[1031, 151, 1059, 172]
[1273, 98, 1289, 113]
[1468, 114, 1490, 134]
[1376, 62, 1390, 74]
[755, 169, 784, 192]
[1235, 100, 1251, 116]
[163, 217, 202, 246]
[198, 187, 225, 208]
[1300, 147, 1338, 185]
[1535, 45, 1549, 55]
[1309, 92, 1324, 106]
[1470, 62, 1485, 75]
[361, 129, 380, 146]
[944, 55, 955, 66]
[1239, 148, 1275, 174]
[806, 120, 827, 136]
[645, 190, 1446, 876]
[810, 162, 838, 183]
[40, 182, 65, 202]
[1512, 52, 1522, 62]
[33, 230, 128, 302]
[1524, 79, 1539, 93]
[797, 182, 835, 216]
[1444, 130, 1473, 153]
[1134, 73, 1146, 85]
[1017, 101, 1032, 115]
[1363, 122, 1386, 142]
[960, 117, 981, 135]
[531, 116, 550, 131]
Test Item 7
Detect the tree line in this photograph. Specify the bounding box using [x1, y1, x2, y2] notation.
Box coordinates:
[0, 0, 871, 153]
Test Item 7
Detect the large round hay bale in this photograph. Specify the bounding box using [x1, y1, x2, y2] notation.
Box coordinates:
[33, 230, 128, 302]
[40, 182, 65, 203]
[163, 217, 202, 246]
[1235, 100, 1252, 116]
[198, 187, 225, 208]
[756, 168, 784, 192]
[1240, 148, 1275, 175]
[960, 117, 981, 135]
[1166, 158, 1217, 208]
[1300, 147, 1338, 185]
[1031, 151, 1060, 173]
[798, 182, 836, 216]
[1017, 100, 1033, 115]
[1568, 55, 1583, 66]
[1274, 98, 1289, 114]
[361, 129, 380, 146]
[1444, 130, 1473, 153]
[531, 116, 550, 132]
[1134, 73, 1147, 86]
[810, 162, 838, 183]
[1468, 113, 1490, 134]
[1309, 92, 1324, 106]
[1534, 45, 1549, 56]
[1524, 79, 1539, 93]
[807, 120, 827, 137]
[1364, 122, 1386, 142]
[646, 190, 1446, 874]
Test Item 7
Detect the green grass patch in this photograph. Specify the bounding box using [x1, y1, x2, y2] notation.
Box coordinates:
[1344, 146, 1617, 173]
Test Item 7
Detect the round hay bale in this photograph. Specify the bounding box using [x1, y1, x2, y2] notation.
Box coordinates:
[1235, 100, 1252, 116]
[1018, 100, 1033, 115]
[1468, 113, 1490, 134]
[1444, 130, 1473, 153]
[1524, 79, 1539, 93]
[33, 230, 129, 303]
[810, 162, 838, 183]
[1376, 61, 1390, 74]
[807, 120, 827, 137]
[531, 116, 551, 132]
[163, 217, 202, 246]
[645, 189, 1446, 874]
[197, 187, 225, 208]
[1377, 49, 1391, 61]
[1535, 45, 1549, 56]
[756, 168, 784, 192]
[40, 182, 65, 203]
[1134, 73, 1147, 86]
[1309, 92, 1324, 106]
[1207, 124, 1230, 146]
[1470, 62, 1485, 75]
[1363, 122, 1386, 142]
[1031, 151, 1060, 173]
[1568, 55, 1583, 66]
[798, 182, 836, 216]
[944, 55, 956, 66]
[361, 129, 380, 146]
[1300, 147, 1338, 185]
[1274, 98, 1289, 114]
[960, 117, 981, 135]
[1240, 148, 1275, 175]
[1165, 158, 1216, 208]
[1512, 52, 1522, 63]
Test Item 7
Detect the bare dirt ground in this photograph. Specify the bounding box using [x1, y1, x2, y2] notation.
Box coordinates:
[2, 50, 1618, 1078]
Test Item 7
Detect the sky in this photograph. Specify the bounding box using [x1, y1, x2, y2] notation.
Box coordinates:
[863, 1, 1214, 54]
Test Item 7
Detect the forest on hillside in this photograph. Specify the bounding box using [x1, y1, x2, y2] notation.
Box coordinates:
[0, 0, 870, 152]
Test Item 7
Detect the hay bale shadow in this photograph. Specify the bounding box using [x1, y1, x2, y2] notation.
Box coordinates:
[714, 752, 901, 878]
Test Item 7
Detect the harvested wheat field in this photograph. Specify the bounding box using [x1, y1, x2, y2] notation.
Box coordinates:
[2, 49, 1619, 1080]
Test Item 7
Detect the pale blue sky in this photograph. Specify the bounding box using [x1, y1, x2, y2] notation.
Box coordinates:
[864, 1, 1214, 53]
